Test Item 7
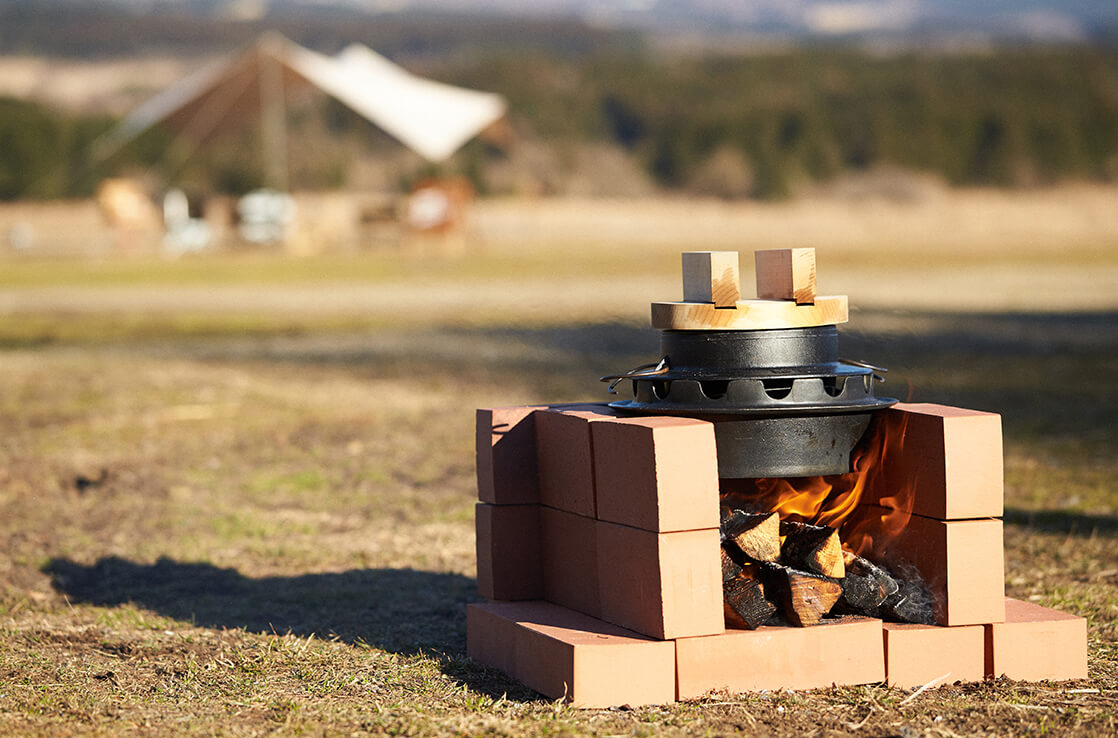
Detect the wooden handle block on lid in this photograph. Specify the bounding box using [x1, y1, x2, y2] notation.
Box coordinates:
[682, 251, 741, 307]
[755, 248, 817, 304]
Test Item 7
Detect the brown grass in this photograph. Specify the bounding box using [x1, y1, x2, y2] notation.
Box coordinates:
[0, 192, 1116, 736]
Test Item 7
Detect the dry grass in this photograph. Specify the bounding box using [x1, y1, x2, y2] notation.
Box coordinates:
[0, 191, 1116, 736]
[0, 54, 215, 114]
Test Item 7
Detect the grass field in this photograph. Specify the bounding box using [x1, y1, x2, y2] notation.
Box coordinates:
[0, 191, 1116, 736]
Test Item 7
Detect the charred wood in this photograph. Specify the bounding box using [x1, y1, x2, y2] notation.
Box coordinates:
[758, 561, 843, 627]
[723, 563, 776, 630]
[839, 550, 899, 612]
[834, 555, 935, 624]
[878, 575, 935, 625]
[722, 511, 781, 563]
[720, 546, 744, 583]
[779, 520, 845, 579]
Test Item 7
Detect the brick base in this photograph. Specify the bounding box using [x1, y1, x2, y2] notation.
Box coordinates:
[884, 622, 986, 688]
[986, 598, 1088, 681]
[675, 617, 885, 698]
[467, 601, 677, 708]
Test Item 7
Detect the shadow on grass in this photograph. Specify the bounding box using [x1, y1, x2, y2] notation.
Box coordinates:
[44, 556, 538, 699]
[44, 556, 475, 654]
[1004, 508, 1118, 537]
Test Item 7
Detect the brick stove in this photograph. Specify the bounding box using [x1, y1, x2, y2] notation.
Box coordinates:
[467, 250, 1088, 707]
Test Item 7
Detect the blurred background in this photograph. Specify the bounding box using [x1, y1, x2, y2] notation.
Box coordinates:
[1, 0, 1117, 261]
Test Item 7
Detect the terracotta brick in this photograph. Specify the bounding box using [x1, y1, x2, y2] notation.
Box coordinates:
[540, 506, 601, 618]
[477, 406, 544, 505]
[597, 521, 723, 640]
[476, 503, 543, 601]
[535, 406, 618, 517]
[986, 598, 1088, 681]
[676, 616, 884, 697]
[467, 601, 677, 708]
[842, 505, 1005, 626]
[467, 601, 519, 676]
[861, 403, 1003, 520]
[884, 622, 986, 688]
[591, 416, 720, 533]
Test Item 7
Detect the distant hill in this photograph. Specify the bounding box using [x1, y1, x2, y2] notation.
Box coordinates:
[3, 0, 1118, 60]
[0, 1, 641, 60]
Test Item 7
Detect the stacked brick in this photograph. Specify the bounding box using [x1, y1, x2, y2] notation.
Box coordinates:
[469, 402, 1087, 706]
[471, 404, 723, 706]
[840, 403, 1087, 688]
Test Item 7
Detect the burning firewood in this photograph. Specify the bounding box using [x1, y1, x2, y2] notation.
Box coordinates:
[720, 546, 744, 582]
[723, 563, 776, 630]
[716, 507, 932, 628]
[758, 562, 843, 627]
[778, 520, 845, 579]
[839, 550, 899, 612]
[718, 512, 844, 628]
[722, 510, 781, 562]
[833, 553, 935, 624]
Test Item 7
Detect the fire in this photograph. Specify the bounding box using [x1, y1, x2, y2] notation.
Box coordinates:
[720, 412, 917, 561]
[840, 412, 916, 562]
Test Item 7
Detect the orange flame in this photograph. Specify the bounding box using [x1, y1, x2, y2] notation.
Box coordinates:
[720, 412, 916, 560]
[839, 412, 916, 561]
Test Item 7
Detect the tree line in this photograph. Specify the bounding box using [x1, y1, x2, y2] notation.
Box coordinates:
[1, 44, 1116, 200]
[442, 45, 1118, 198]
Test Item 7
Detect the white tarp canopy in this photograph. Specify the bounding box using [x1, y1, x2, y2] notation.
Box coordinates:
[100, 32, 507, 164]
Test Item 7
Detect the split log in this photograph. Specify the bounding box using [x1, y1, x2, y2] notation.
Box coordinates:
[840, 550, 899, 612]
[722, 511, 781, 563]
[779, 521, 845, 579]
[759, 562, 843, 627]
[723, 564, 776, 630]
[720, 546, 744, 583]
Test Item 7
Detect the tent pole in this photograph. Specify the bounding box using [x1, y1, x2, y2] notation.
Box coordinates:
[259, 36, 289, 192]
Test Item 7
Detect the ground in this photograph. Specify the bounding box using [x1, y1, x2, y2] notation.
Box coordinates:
[0, 190, 1115, 736]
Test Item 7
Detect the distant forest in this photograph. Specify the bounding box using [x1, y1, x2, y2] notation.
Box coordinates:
[1, 5, 1116, 200]
[442, 45, 1118, 197]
